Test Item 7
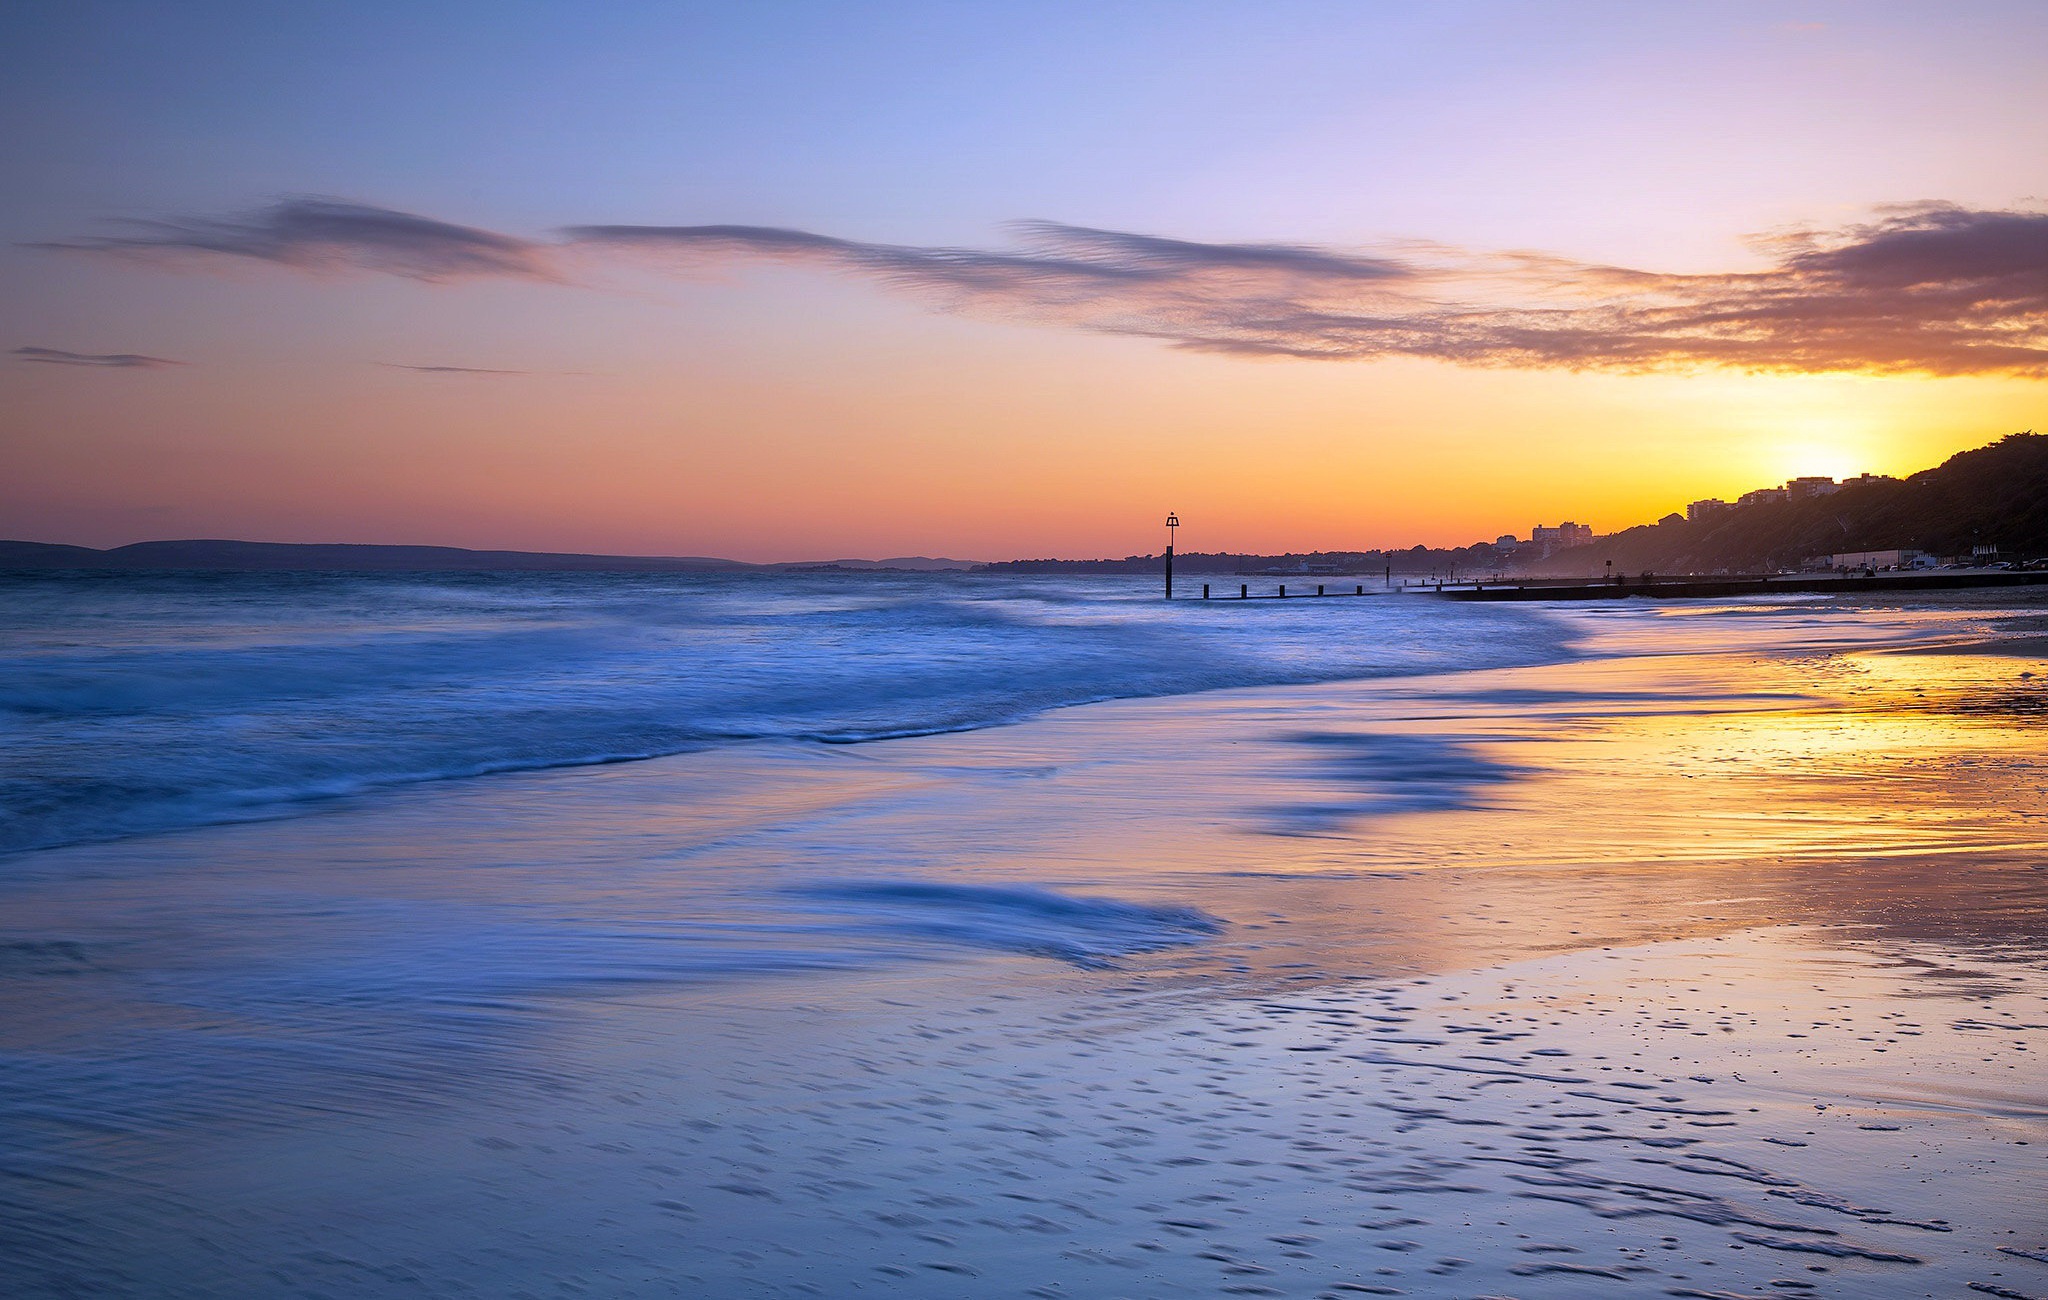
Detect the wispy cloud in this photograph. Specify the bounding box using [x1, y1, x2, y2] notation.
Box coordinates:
[35, 197, 556, 282]
[14, 346, 185, 369]
[377, 362, 531, 374]
[38, 199, 2048, 376]
[567, 206, 2048, 376]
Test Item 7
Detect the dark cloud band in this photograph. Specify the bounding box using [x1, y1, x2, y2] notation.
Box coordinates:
[33, 198, 554, 282]
[14, 346, 185, 369]
[377, 362, 530, 374]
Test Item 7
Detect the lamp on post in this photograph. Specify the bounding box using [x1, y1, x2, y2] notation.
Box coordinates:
[1164, 512, 1179, 600]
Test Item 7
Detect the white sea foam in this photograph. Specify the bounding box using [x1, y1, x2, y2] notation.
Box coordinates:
[0, 570, 1580, 853]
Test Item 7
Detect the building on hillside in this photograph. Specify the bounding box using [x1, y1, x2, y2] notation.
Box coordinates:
[1786, 476, 1840, 499]
[1657, 512, 1684, 527]
[1841, 472, 1896, 487]
[1737, 487, 1789, 507]
[1528, 522, 1595, 559]
[1686, 498, 1729, 522]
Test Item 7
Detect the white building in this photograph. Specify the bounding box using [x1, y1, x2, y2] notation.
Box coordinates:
[1829, 549, 1930, 570]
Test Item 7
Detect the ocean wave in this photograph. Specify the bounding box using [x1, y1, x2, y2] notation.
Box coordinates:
[0, 570, 1580, 854]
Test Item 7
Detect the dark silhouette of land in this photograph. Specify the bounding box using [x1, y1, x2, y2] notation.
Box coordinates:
[992, 432, 2048, 579]
[0, 539, 760, 573]
[0, 541, 987, 573]
[1532, 431, 2048, 576]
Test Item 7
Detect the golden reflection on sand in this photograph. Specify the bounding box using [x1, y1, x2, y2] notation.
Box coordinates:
[4, 603, 2046, 1295]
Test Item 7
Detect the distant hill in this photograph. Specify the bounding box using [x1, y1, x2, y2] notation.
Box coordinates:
[1532, 431, 2048, 575]
[0, 539, 757, 573]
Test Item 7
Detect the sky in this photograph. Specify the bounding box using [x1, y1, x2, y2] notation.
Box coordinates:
[3, 1, 2045, 561]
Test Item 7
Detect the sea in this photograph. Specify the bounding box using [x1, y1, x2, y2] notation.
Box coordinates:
[0, 569, 1579, 856]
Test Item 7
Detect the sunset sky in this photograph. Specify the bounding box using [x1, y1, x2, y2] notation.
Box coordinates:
[5, 1, 2045, 560]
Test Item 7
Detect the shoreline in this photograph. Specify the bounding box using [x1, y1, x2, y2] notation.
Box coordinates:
[13, 581, 2043, 864]
[3, 597, 2046, 1296]
[1440, 569, 2048, 601]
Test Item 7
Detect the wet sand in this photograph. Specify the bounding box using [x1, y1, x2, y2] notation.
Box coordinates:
[4, 599, 2046, 1296]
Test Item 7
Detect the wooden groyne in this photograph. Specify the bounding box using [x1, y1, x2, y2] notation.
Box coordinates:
[1183, 570, 2048, 602]
[1193, 582, 1385, 600]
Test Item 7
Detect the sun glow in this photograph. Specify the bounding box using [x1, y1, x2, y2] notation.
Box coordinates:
[1735, 393, 1906, 488]
[1773, 438, 1870, 484]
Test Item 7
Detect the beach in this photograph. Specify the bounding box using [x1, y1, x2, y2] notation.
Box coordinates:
[3, 576, 2045, 1297]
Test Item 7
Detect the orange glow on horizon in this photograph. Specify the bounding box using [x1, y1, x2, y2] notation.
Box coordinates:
[3, 310, 2038, 562]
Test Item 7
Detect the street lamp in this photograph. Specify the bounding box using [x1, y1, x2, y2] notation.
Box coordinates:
[1164, 513, 1179, 600]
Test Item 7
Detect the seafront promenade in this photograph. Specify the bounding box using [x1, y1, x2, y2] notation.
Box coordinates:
[1435, 568, 2048, 600]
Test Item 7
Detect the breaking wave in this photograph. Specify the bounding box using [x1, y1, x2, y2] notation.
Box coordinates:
[0, 569, 1578, 854]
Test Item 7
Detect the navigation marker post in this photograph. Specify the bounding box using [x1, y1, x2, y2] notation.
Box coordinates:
[1164, 512, 1179, 600]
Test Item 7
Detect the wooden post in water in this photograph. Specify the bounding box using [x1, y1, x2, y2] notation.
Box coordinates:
[1164, 512, 1178, 600]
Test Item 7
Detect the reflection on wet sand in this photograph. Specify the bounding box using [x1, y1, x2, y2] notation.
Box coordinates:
[2, 598, 2045, 1296]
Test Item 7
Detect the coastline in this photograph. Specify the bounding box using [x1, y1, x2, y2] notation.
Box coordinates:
[3, 595, 2046, 1296]
[1438, 568, 2048, 601]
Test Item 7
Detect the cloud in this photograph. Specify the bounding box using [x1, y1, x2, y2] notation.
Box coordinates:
[568, 206, 2048, 377]
[34, 198, 556, 282]
[378, 362, 530, 374]
[562, 221, 1416, 331]
[14, 346, 185, 369]
[564, 220, 1410, 289]
[37, 198, 2048, 376]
